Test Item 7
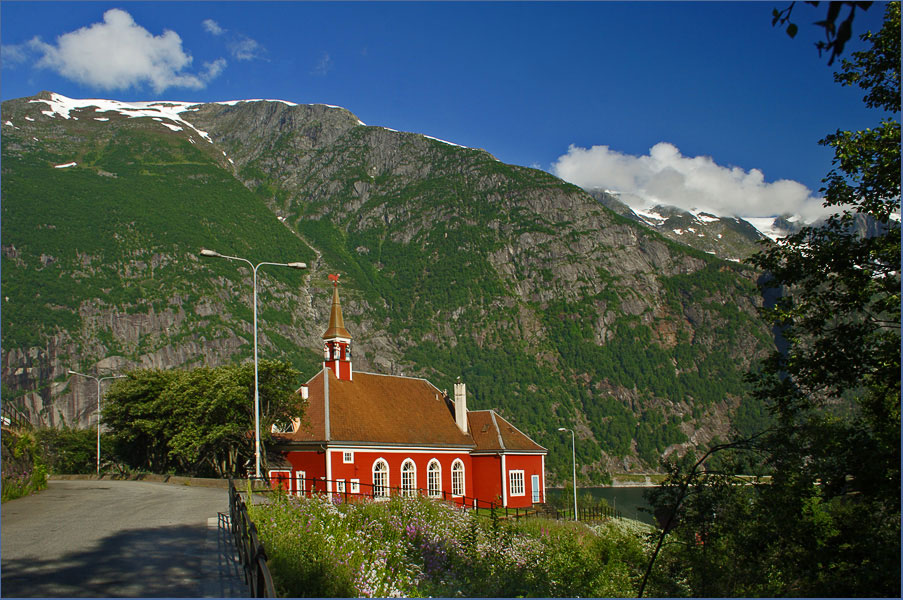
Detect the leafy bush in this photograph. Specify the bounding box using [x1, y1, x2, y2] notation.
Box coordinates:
[34, 426, 98, 474]
[1, 431, 48, 502]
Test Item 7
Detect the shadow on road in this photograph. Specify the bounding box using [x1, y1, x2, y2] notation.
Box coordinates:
[2, 523, 210, 598]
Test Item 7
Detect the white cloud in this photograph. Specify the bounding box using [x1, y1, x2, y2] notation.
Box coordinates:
[203, 18, 263, 61]
[202, 19, 225, 36]
[551, 142, 829, 222]
[229, 36, 263, 61]
[312, 51, 333, 76]
[1, 43, 31, 66]
[29, 9, 224, 93]
[202, 58, 227, 81]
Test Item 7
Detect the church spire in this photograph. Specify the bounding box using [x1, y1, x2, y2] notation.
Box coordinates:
[322, 274, 352, 380]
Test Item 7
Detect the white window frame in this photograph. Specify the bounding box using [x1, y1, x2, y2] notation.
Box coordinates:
[372, 459, 390, 499]
[268, 469, 291, 492]
[509, 469, 525, 496]
[531, 474, 541, 503]
[343, 451, 354, 464]
[350, 479, 360, 494]
[294, 470, 306, 497]
[336, 479, 346, 493]
[451, 459, 465, 497]
[427, 460, 442, 498]
[400, 459, 417, 497]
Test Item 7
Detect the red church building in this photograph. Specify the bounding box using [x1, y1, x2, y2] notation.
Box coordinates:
[269, 280, 547, 508]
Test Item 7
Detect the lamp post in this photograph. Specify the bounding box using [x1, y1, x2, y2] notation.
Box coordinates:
[200, 248, 307, 479]
[558, 427, 578, 521]
[67, 370, 125, 476]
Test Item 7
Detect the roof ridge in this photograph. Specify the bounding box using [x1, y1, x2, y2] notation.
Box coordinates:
[303, 370, 325, 386]
[323, 366, 330, 441]
[489, 411, 506, 451]
[492, 411, 547, 452]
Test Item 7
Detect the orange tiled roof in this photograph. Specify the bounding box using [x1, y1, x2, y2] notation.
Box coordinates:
[278, 369, 475, 448]
[468, 410, 547, 453]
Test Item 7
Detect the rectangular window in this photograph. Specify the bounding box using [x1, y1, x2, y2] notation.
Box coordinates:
[294, 470, 306, 497]
[350, 479, 360, 494]
[343, 451, 354, 464]
[509, 470, 525, 496]
[336, 479, 346, 493]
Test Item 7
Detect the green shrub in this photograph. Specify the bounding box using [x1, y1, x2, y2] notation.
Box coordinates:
[34, 426, 98, 474]
[1, 431, 48, 502]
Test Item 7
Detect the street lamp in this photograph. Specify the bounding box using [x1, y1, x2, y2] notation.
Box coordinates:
[558, 427, 578, 521]
[200, 248, 307, 479]
[67, 370, 126, 476]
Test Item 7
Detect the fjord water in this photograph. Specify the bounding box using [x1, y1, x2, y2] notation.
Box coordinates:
[547, 487, 656, 525]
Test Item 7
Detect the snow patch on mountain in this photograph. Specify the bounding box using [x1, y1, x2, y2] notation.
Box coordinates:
[744, 218, 793, 241]
[422, 134, 465, 148]
[595, 187, 802, 241]
[30, 92, 213, 141]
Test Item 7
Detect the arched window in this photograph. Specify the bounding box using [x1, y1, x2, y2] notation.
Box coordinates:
[372, 459, 389, 498]
[451, 459, 465, 497]
[401, 459, 417, 497]
[427, 460, 442, 498]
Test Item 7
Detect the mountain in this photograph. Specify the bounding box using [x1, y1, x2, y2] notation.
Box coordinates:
[585, 189, 793, 261]
[1, 92, 776, 481]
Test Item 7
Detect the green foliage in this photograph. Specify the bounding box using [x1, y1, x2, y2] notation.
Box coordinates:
[643, 449, 768, 597]
[102, 360, 304, 477]
[647, 5, 901, 596]
[773, 0, 874, 65]
[0, 127, 315, 353]
[1, 430, 48, 502]
[747, 5, 901, 590]
[34, 426, 98, 474]
[249, 491, 647, 597]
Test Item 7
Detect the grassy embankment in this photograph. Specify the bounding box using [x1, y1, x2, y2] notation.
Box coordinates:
[249, 490, 653, 597]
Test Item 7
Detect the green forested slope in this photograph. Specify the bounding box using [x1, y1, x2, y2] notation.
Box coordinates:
[1, 93, 775, 480]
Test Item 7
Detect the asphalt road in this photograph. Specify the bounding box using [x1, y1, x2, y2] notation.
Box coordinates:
[1, 479, 245, 598]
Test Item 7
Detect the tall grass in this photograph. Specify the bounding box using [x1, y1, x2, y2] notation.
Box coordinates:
[249, 491, 648, 597]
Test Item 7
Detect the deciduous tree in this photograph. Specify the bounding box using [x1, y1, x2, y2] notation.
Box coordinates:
[103, 360, 305, 477]
[646, 3, 900, 596]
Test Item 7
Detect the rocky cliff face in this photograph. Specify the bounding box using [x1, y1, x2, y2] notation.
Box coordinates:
[1, 92, 774, 478]
[586, 189, 769, 261]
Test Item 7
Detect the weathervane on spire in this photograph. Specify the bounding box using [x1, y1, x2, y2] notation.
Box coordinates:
[328, 273, 340, 287]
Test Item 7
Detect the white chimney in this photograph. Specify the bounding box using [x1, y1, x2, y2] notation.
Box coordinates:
[300, 385, 309, 400]
[454, 382, 467, 434]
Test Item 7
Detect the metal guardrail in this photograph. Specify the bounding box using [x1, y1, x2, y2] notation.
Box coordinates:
[228, 479, 276, 598]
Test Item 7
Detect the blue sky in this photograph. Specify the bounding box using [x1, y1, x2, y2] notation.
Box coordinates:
[1, 2, 891, 220]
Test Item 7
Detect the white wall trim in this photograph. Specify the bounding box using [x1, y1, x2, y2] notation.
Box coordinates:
[319, 445, 473, 454]
[541, 454, 546, 503]
[325, 448, 332, 493]
[501, 454, 508, 506]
